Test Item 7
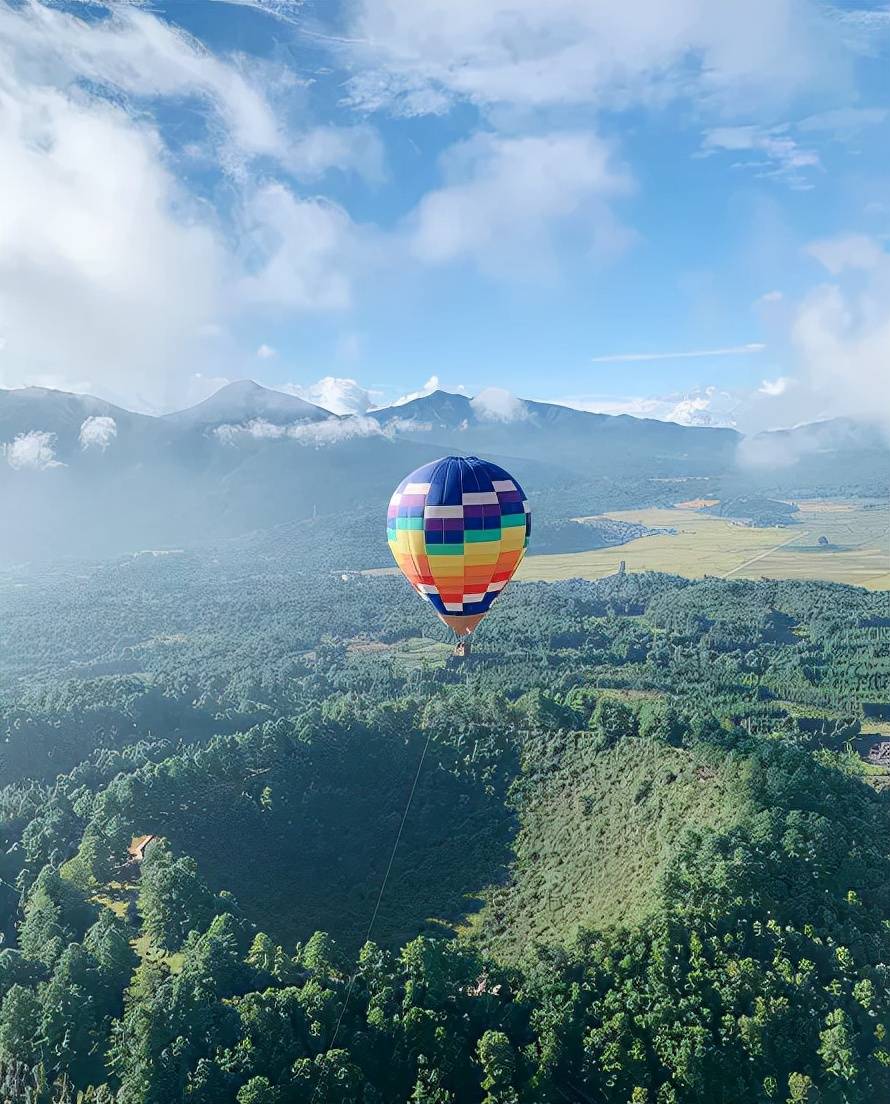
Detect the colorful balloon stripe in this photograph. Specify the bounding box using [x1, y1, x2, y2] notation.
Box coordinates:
[387, 456, 531, 635]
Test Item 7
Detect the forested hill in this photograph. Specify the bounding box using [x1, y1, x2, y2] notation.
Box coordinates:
[1, 544, 889, 1102]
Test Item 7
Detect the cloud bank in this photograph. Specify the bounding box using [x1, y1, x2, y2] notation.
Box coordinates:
[0, 1, 367, 412]
[79, 415, 118, 450]
[214, 414, 388, 447]
[279, 376, 381, 415]
[344, 0, 841, 116]
[3, 429, 63, 470]
[470, 388, 528, 422]
[790, 232, 890, 430]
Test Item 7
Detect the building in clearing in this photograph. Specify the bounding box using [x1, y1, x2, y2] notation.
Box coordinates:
[128, 834, 160, 863]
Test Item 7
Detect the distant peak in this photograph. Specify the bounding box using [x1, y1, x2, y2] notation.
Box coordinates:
[213, 379, 266, 395]
[163, 377, 332, 424]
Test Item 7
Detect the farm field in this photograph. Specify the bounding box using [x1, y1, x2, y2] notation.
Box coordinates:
[518, 499, 890, 589]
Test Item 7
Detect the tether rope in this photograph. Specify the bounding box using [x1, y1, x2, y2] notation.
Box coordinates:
[310, 726, 434, 1099]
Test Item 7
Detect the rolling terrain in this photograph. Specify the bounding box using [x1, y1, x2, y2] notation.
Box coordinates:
[2, 545, 890, 1102]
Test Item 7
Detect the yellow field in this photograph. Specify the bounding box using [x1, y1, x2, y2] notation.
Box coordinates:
[518, 500, 890, 589]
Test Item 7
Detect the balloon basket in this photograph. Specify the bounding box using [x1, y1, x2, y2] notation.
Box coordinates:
[452, 639, 471, 660]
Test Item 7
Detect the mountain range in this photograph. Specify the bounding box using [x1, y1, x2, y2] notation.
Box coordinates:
[1, 380, 887, 564]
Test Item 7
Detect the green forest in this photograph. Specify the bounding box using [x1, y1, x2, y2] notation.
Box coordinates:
[1, 537, 889, 1104]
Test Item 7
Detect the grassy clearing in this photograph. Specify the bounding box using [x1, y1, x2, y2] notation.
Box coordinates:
[95, 880, 186, 972]
[481, 736, 745, 959]
[519, 500, 890, 589]
[348, 636, 452, 669]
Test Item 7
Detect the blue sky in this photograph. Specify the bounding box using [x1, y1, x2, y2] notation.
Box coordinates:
[1, 0, 889, 431]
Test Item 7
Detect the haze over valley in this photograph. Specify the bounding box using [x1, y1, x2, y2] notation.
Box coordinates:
[3, 380, 887, 582]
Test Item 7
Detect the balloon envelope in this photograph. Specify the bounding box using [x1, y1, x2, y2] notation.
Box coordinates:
[386, 455, 531, 635]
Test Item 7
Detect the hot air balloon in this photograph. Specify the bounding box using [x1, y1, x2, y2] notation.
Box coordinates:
[387, 456, 531, 646]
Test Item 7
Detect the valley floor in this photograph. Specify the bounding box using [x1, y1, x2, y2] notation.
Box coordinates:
[518, 499, 890, 589]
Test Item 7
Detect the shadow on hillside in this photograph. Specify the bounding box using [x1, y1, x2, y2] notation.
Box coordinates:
[161, 731, 515, 954]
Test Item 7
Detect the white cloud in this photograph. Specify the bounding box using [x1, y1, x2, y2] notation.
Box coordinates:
[256, 344, 277, 359]
[807, 234, 884, 274]
[214, 413, 388, 446]
[557, 364, 877, 433]
[390, 375, 441, 406]
[407, 132, 633, 274]
[590, 343, 765, 363]
[701, 107, 889, 189]
[381, 416, 433, 433]
[79, 415, 117, 450]
[1, 1, 284, 161]
[797, 106, 889, 135]
[181, 373, 233, 409]
[701, 125, 820, 189]
[789, 233, 890, 429]
[735, 432, 812, 469]
[286, 125, 385, 182]
[470, 387, 528, 422]
[0, 1, 370, 412]
[3, 429, 63, 470]
[665, 392, 734, 427]
[0, 27, 226, 411]
[556, 386, 741, 428]
[344, 0, 841, 117]
[825, 5, 890, 54]
[756, 290, 784, 306]
[279, 376, 381, 415]
[208, 0, 305, 20]
[733, 419, 880, 470]
[758, 376, 793, 397]
[236, 184, 360, 311]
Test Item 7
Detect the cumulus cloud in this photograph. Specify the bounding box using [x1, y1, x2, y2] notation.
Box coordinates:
[788, 232, 890, 429]
[236, 184, 361, 311]
[1, 1, 284, 160]
[214, 414, 387, 447]
[735, 431, 814, 469]
[633, 235, 890, 437]
[256, 344, 277, 359]
[807, 234, 885, 273]
[406, 132, 633, 275]
[557, 371, 863, 434]
[0, 32, 225, 410]
[286, 125, 386, 183]
[381, 416, 434, 434]
[391, 376, 441, 406]
[79, 415, 117, 450]
[344, 0, 841, 117]
[0, 1, 368, 412]
[758, 377, 793, 397]
[470, 387, 528, 422]
[555, 387, 742, 428]
[733, 419, 884, 470]
[3, 429, 63, 470]
[279, 377, 381, 415]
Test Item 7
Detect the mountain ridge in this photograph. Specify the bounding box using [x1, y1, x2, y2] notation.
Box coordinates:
[2, 381, 886, 564]
[3, 379, 884, 445]
[161, 379, 332, 427]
